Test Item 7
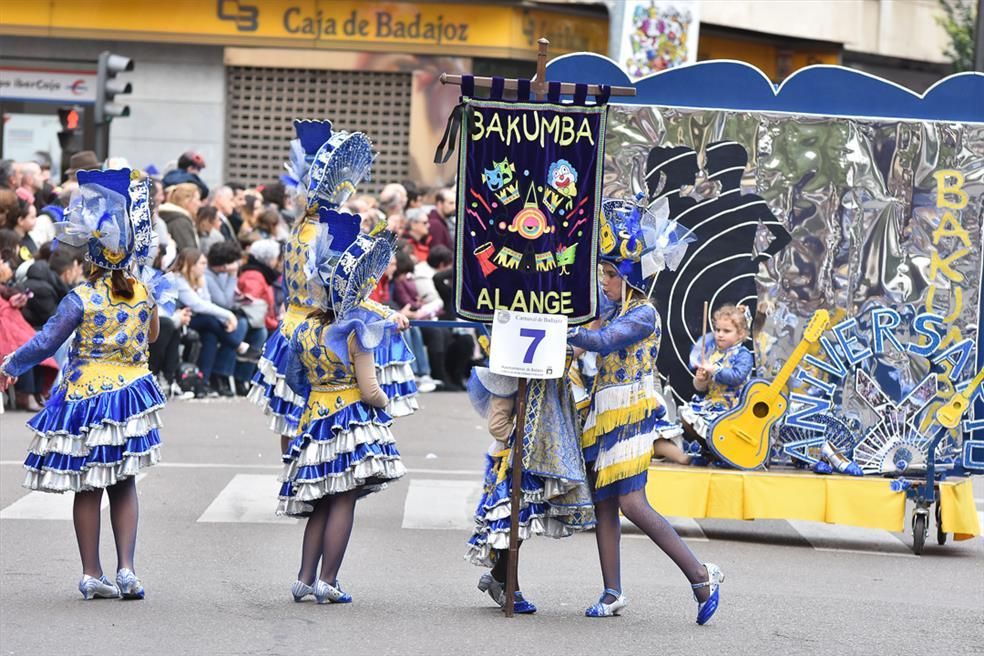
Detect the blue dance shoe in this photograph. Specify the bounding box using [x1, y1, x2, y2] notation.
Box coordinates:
[314, 579, 352, 604]
[477, 572, 505, 606]
[291, 580, 314, 602]
[693, 563, 724, 625]
[116, 568, 145, 600]
[510, 591, 537, 614]
[584, 588, 627, 617]
[79, 574, 120, 600]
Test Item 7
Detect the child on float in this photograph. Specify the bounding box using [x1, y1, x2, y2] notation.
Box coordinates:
[678, 304, 754, 446]
[465, 355, 594, 613]
[567, 195, 723, 624]
[279, 214, 407, 604]
[248, 121, 415, 455]
[0, 169, 170, 600]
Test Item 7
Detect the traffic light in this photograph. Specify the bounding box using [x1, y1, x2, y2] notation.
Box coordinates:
[57, 107, 84, 151]
[94, 51, 133, 124]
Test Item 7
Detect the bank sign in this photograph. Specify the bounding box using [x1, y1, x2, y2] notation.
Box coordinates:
[0, 67, 97, 104]
[0, 1, 608, 59]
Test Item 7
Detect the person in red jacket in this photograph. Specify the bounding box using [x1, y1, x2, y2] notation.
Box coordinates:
[235, 238, 282, 393]
[426, 188, 456, 252]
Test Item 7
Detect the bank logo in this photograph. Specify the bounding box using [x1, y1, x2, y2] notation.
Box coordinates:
[69, 79, 88, 95]
[217, 0, 258, 32]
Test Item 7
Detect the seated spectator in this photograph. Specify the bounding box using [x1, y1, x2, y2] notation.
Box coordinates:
[432, 248, 480, 388]
[0, 247, 57, 411]
[150, 304, 193, 398]
[209, 185, 241, 240]
[251, 207, 287, 241]
[370, 255, 396, 306]
[168, 247, 248, 397]
[380, 183, 408, 234]
[427, 187, 456, 251]
[160, 183, 202, 251]
[203, 241, 254, 396]
[236, 192, 261, 236]
[414, 246, 460, 391]
[162, 151, 209, 200]
[21, 245, 85, 329]
[197, 205, 224, 256]
[236, 238, 281, 395]
[392, 250, 437, 392]
[404, 207, 431, 265]
[2, 190, 38, 261]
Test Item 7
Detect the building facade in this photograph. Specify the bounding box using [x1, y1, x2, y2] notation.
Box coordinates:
[0, 0, 607, 189]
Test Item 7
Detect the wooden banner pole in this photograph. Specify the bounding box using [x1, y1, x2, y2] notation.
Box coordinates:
[441, 36, 631, 618]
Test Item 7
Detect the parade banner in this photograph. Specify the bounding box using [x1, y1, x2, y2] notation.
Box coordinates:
[454, 98, 606, 324]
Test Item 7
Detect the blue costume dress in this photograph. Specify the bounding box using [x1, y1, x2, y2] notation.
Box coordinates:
[3, 275, 164, 492]
[569, 295, 676, 501]
[276, 316, 406, 516]
[678, 335, 755, 438]
[465, 368, 594, 566]
[249, 215, 418, 437]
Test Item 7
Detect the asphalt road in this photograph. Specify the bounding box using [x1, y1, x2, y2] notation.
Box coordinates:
[1, 395, 982, 656]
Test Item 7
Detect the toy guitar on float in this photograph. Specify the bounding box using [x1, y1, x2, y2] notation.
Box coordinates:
[935, 366, 984, 429]
[709, 309, 831, 470]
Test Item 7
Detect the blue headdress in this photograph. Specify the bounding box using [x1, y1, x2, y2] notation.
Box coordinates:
[307, 129, 375, 211]
[56, 168, 137, 270]
[599, 192, 696, 296]
[284, 119, 335, 214]
[55, 167, 175, 310]
[299, 119, 386, 316]
[304, 213, 395, 318]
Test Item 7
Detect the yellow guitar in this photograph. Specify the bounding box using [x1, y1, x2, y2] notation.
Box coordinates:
[936, 367, 984, 429]
[709, 309, 831, 470]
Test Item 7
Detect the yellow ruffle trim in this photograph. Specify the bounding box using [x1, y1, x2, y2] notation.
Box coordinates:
[581, 397, 663, 449]
[595, 451, 652, 489]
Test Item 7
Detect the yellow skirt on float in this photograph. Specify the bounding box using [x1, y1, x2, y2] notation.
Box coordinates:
[643, 464, 981, 537]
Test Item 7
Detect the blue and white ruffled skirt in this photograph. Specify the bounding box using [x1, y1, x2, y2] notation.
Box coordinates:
[276, 401, 406, 516]
[249, 324, 419, 438]
[21, 374, 164, 493]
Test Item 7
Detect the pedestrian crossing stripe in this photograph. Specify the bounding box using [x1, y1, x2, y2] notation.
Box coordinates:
[3, 472, 978, 557]
[0, 474, 146, 521]
[401, 478, 483, 530]
[197, 474, 297, 524]
[787, 519, 913, 556]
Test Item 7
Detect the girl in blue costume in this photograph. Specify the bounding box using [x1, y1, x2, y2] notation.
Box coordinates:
[679, 304, 754, 442]
[0, 169, 172, 600]
[278, 188, 407, 605]
[249, 120, 416, 454]
[465, 362, 595, 614]
[568, 195, 724, 624]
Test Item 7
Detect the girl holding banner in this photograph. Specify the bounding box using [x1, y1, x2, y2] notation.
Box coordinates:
[567, 196, 724, 624]
[464, 363, 595, 613]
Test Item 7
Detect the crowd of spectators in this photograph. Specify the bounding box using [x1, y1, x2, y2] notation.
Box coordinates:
[0, 148, 479, 410]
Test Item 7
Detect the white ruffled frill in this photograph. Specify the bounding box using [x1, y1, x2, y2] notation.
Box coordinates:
[277, 458, 407, 516]
[23, 449, 161, 493]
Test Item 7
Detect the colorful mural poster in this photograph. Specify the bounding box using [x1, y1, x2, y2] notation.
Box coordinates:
[615, 0, 700, 79]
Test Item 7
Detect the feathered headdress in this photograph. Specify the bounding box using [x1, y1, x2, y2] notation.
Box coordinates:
[303, 211, 394, 318]
[284, 119, 334, 214]
[599, 192, 696, 296]
[307, 130, 375, 211]
[55, 168, 136, 270]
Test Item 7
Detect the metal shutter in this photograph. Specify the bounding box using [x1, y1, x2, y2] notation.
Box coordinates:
[225, 66, 411, 193]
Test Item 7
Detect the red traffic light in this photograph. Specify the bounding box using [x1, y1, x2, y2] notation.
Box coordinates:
[58, 108, 80, 130]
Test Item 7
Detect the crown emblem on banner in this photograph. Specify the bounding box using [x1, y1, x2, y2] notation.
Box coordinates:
[495, 181, 520, 205]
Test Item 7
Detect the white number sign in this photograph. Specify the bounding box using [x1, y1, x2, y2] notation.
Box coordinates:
[489, 310, 568, 379]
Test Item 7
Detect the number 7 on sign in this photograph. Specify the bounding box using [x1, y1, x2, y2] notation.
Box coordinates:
[520, 328, 546, 363]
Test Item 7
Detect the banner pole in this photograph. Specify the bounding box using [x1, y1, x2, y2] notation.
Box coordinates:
[504, 376, 528, 617]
